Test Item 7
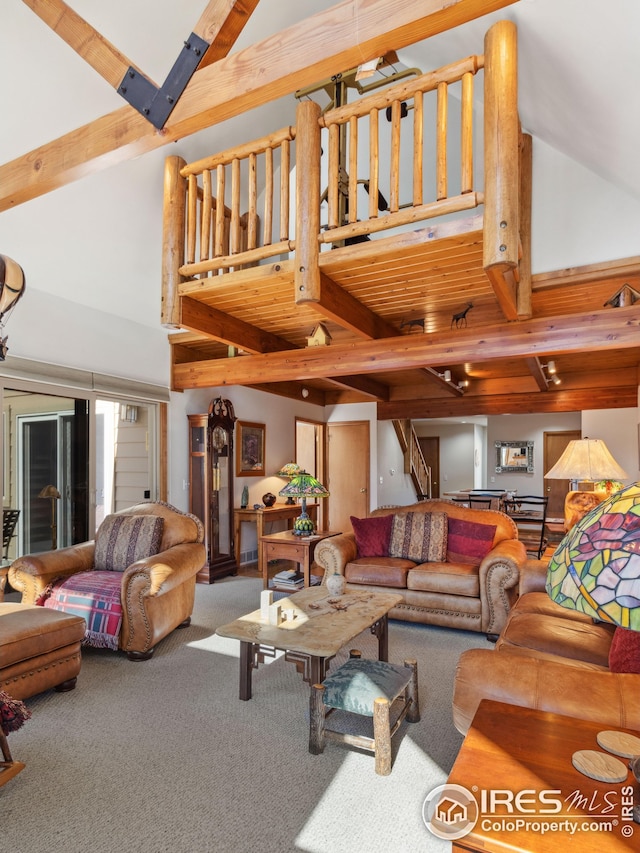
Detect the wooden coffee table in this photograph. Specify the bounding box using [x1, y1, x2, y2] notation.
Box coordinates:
[216, 586, 402, 700]
[442, 699, 640, 852]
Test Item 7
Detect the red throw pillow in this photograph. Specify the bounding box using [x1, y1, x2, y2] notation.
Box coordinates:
[447, 517, 496, 566]
[350, 514, 393, 558]
[609, 627, 640, 673]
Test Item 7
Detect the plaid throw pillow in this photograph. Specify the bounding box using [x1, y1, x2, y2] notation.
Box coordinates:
[94, 514, 164, 572]
[388, 512, 447, 563]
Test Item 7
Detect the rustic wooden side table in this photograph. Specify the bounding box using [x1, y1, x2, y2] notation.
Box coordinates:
[259, 529, 339, 589]
[442, 699, 639, 852]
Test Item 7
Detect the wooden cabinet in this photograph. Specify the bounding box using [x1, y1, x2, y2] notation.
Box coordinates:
[188, 398, 238, 583]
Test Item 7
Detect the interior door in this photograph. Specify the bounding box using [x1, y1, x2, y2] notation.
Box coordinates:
[419, 436, 440, 498]
[543, 430, 581, 517]
[327, 421, 369, 531]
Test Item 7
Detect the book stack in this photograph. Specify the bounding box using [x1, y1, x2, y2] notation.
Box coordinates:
[271, 569, 305, 590]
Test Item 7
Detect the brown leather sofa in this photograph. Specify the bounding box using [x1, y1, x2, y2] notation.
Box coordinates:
[452, 559, 640, 733]
[314, 499, 528, 637]
[9, 501, 206, 660]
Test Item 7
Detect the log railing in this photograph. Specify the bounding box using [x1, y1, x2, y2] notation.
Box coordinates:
[177, 126, 296, 279]
[162, 20, 520, 325]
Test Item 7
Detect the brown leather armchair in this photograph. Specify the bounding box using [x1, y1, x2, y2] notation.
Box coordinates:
[8, 501, 205, 660]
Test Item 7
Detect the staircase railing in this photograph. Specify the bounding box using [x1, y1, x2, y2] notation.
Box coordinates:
[393, 420, 431, 500]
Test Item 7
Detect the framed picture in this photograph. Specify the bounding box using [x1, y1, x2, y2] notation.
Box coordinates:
[236, 421, 265, 476]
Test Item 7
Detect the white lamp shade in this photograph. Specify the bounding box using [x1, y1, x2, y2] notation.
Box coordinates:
[545, 438, 627, 482]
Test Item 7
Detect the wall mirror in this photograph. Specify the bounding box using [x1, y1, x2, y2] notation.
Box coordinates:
[495, 440, 534, 473]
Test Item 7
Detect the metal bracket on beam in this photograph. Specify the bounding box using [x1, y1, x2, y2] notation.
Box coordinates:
[117, 33, 209, 129]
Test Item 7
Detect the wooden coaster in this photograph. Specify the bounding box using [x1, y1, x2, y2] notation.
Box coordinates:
[572, 750, 628, 783]
[597, 730, 640, 759]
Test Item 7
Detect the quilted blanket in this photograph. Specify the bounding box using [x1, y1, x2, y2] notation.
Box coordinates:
[43, 571, 123, 651]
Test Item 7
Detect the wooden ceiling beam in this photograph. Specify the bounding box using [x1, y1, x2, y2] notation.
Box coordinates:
[377, 386, 639, 420]
[180, 295, 296, 353]
[1, 0, 518, 211]
[316, 273, 398, 339]
[171, 303, 640, 389]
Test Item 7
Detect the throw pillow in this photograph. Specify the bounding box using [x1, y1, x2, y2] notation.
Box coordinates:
[350, 514, 393, 558]
[388, 512, 448, 563]
[447, 517, 496, 566]
[609, 626, 640, 673]
[94, 514, 164, 572]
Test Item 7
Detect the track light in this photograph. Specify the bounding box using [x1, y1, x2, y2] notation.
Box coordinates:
[442, 369, 452, 383]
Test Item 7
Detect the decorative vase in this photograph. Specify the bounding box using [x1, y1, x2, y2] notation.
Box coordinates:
[262, 492, 276, 507]
[326, 572, 346, 596]
[241, 485, 249, 509]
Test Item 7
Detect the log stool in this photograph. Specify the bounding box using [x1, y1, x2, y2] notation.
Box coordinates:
[309, 650, 420, 775]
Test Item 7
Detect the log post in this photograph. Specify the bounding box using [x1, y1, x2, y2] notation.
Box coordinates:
[295, 99, 322, 304]
[517, 132, 533, 318]
[161, 155, 187, 329]
[483, 20, 519, 276]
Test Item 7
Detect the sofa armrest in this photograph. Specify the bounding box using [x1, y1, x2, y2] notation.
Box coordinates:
[121, 542, 206, 598]
[452, 647, 640, 735]
[314, 533, 358, 582]
[8, 543, 96, 604]
[518, 558, 548, 595]
[478, 538, 527, 636]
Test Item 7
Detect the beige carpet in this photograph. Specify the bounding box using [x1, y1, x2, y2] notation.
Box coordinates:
[1, 577, 487, 852]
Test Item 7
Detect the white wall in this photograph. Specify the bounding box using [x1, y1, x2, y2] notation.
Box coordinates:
[414, 422, 476, 494]
[582, 408, 639, 485]
[376, 421, 417, 508]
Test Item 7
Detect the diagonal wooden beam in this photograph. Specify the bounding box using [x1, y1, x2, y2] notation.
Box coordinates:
[171, 304, 640, 389]
[525, 356, 548, 391]
[22, 0, 260, 129]
[2, 0, 517, 211]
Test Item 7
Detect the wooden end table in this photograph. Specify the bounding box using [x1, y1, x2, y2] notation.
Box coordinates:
[441, 699, 639, 852]
[0, 565, 9, 602]
[215, 586, 402, 700]
[233, 502, 318, 575]
[259, 529, 340, 589]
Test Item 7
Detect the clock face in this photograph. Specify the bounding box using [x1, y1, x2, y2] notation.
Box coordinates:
[212, 425, 227, 451]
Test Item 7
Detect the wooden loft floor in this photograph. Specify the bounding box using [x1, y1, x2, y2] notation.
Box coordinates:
[162, 20, 640, 418]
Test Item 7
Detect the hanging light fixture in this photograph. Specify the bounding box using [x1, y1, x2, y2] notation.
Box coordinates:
[0, 254, 26, 360]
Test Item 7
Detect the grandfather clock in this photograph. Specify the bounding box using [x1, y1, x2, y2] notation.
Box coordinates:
[188, 398, 238, 583]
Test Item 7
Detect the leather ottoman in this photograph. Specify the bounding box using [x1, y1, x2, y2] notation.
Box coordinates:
[0, 602, 85, 700]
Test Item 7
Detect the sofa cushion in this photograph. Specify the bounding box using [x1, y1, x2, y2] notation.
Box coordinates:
[446, 517, 496, 566]
[350, 514, 393, 557]
[609, 627, 640, 673]
[407, 561, 480, 597]
[344, 557, 414, 588]
[496, 609, 614, 667]
[389, 512, 447, 563]
[94, 514, 164, 572]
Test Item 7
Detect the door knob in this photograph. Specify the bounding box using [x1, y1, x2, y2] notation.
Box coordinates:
[360, 488, 367, 493]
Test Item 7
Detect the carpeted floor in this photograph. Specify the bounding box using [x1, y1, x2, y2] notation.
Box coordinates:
[1, 577, 487, 852]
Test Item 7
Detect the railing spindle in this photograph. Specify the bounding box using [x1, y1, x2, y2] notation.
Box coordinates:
[230, 158, 241, 256]
[369, 108, 379, 220]
[328, 122, 340, 229]
[413, 91, 423, 206]
[247, 154, 257, 250]
[264, 147, 273, 246]
[201, 169, 212, 271]
[214, 164, 226, 258]
[389, 100, 401, 213]
[348, 116, 358, 224]
[280, 139, 290, 242]
[436, 82, 448, 201]
[461, 71, 474, 194]
[187, 174, 198, 264]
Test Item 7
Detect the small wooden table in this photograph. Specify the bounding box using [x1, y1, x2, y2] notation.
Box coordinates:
[259, 529, 340, 589]
[216, 586, 402, 700]
[233, 503, 318, 574]
[442, 699, 639, 852]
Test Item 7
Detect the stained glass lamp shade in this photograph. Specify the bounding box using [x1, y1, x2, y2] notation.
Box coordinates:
[278, 471, 329, 535]
[546, 482, 640, 631]
[276, 462, 302, 505]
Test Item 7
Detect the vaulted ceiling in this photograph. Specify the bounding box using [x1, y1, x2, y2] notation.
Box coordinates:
[3, 0, 640, 419]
